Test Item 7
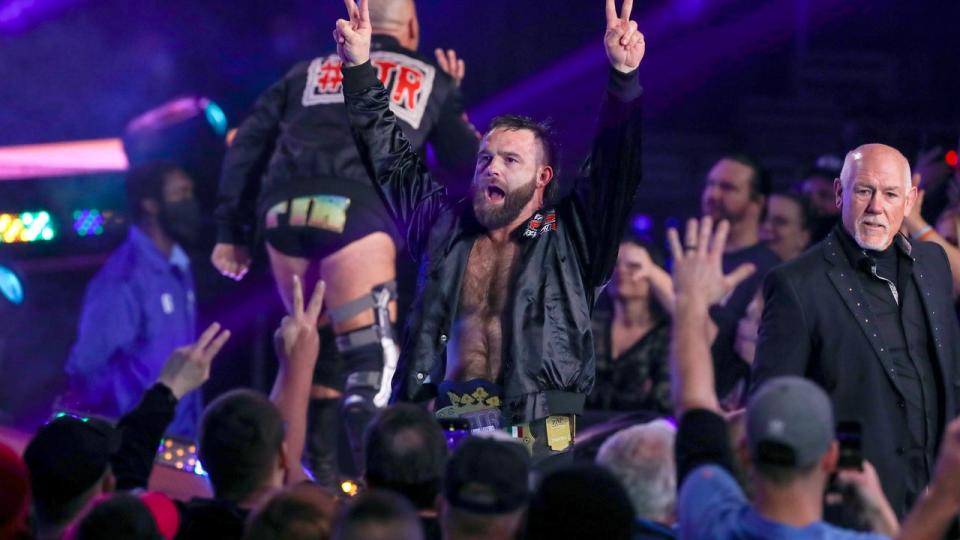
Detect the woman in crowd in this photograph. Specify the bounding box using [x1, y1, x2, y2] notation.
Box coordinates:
[588, 231, 674, 414]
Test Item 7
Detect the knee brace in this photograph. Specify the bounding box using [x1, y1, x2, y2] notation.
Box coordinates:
[330, 281, 400, 409]
[330, 282, 400, 471]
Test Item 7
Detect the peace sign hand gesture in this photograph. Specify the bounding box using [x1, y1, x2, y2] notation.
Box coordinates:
[605, 0, 645, 73]
[274, 275, 326, 374]
[158, 322, 232, 399]
[334, 0, 372, 67]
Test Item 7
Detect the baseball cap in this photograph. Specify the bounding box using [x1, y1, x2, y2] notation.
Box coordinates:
[139, 491, 181, 540]
[443, 434, 531, 514]
[24, 414, 121, 505]
[746, 376, 834, 468]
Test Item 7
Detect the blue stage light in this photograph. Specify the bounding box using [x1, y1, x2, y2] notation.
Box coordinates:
[0, 265, 24, 305]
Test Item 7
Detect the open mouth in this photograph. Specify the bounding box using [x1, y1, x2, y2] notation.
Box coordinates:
[486, 185, 506, 203]
[862, 222, 886, 232]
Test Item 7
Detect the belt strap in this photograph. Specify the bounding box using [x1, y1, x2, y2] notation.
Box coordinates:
[328, 281, 398, 325]
[336, 326, 382, 352]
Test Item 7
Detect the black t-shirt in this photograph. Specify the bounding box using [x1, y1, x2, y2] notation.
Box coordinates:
[710, 243, 782, 398]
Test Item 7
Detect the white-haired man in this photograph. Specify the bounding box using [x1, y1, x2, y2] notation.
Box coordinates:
[596, 420, 677, 539]
[752, 143, 960, 518]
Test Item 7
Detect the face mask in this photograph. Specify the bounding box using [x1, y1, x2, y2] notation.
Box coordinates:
[159, 198, 201, 245]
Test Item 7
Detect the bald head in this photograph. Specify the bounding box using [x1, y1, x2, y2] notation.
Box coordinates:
[836, 143, 917, 250]
[367, 0, 419, 50]
[839, 143, 911, 192]
[369, 0, 416, 29]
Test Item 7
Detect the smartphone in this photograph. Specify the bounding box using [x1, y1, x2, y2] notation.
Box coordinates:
[836, 420, 863, 471]
[824, 421, 868, 530]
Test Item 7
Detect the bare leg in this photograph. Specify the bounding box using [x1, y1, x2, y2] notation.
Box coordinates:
[266, 232, 397, 330]
[318, 231, 398, 332]
[267, 232, 399, 477]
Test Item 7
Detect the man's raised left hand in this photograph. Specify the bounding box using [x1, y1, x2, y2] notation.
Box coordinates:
[605, 0, 645, 73]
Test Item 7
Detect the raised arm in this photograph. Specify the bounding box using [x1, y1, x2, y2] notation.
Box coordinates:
[903, 184, 960, 298]
[895, 417, 960, 540]
[112, 323, 231, 490]
[270, 275, 325, 485]
[667, 218, 754, 484]
[430, 48, 481, 170]
[336, 0, 446, 255]
[573, 0, 646, 287]
[668, 218, 755, 415]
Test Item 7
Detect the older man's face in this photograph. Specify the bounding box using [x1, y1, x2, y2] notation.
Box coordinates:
[836, 148, 916, 251]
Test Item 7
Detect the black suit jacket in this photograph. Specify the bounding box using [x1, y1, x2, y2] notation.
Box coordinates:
[751, 228, 960, 517]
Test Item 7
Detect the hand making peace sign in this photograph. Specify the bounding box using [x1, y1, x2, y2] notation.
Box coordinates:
[334, 0, 372, 68]
[275, 275, 326, 371]
[158, 322, 232, 399]
[605, 0, 645, 73]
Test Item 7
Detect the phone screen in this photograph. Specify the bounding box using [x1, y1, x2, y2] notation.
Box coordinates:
[836, 420, 863, 471]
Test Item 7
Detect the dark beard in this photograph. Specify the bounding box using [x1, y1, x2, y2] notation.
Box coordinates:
[472, 177, 537, 230]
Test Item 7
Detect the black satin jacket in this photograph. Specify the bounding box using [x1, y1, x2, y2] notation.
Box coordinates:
[342, 60, 643, 423]
[214, 35, 477, 245]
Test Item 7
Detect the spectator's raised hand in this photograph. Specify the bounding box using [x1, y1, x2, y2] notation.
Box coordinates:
[896, 417, 960, 540]
[668, 217, 756, 307]
[274, 275, 325, 374]
[435, 48, 466, 87]
[837, 461, 900, 536]
[334, 0, 371, 67]
[604, 0, 645, 73]
[158, 322, 231, 399]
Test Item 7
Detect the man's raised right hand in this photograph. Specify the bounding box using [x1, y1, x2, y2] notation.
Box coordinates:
[334, 0, 372, 68]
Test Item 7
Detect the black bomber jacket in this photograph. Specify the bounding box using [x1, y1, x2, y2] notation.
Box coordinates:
[214, 35, 478, 245]
[342, 59, 643, 423]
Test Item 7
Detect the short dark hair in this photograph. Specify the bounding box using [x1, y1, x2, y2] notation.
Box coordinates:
[23, 416, 119, 525]
[125, 161, 184, 222]
[334, 490, 421, 540]
[753, 460, 819, 487]
[486, 115, 560, 205]
[245, 484, 338, 540]
[75, 493, 162, 540]
[198, 389, 285, 502]
[720, 154, 771, 201]
[770, 190, 815, 232]
[363, 403, 448, 510]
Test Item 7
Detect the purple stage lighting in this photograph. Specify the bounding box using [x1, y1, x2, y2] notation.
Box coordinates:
[0, 0, 85, 33]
